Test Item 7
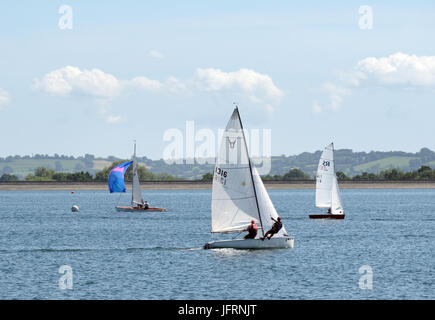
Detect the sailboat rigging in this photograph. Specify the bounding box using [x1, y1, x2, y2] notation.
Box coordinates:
[309, 143, 345, 219]
[204, 106, 294, 249]
[108, 142, 166, 212]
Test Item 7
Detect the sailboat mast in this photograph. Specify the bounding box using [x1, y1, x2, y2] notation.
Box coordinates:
[234, 106, 265, 237]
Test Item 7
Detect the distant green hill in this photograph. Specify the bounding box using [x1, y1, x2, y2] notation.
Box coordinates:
[0, 154, 95, 179]
[263, 148, 435, 178]
[353, 156, 418, 172]
[0, 159, 85, 178]
[2, 148, 435, 180]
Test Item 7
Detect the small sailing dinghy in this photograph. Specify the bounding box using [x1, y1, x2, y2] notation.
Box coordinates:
[108, 143, 166, 212]
[204, 106, 294, 249]
[309, 143, 345, 219]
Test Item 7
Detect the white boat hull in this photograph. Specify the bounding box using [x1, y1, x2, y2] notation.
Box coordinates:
[204, 236, 294, 250]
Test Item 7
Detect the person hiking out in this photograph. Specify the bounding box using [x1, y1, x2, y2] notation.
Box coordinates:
[261, 216, 282, 240]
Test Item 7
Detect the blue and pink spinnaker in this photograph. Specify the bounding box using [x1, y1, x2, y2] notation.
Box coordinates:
[108, 161, 133, 193]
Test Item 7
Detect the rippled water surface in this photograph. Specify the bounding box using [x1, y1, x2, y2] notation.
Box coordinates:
[0, 189, 433, 299]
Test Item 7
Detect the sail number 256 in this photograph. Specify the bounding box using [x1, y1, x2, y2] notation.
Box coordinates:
[320, 160, 330, 172]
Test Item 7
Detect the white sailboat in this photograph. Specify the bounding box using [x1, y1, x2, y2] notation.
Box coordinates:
[309, 143, 345, 219]
[115, 142, 166, 212]
[204, 107, 294, 249]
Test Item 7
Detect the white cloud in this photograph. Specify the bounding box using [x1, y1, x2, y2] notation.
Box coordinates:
[311, 83, 350, 113]
[312, 101, 322, 114]
[314, 53, 435, 113]
[148, 50, 164, 59]
[194, 68, 284, 105]
[0, 88, 10, 108]
[129, 76, 163, 91]
[355, 53, 435, 87]
[96, 101, 122, 124]
[33, 66, 121, 98]
[105, 115, 122, 124]
[33, 66, 168, 100]
[34, 66, 284, 119]
[323, 83, 350, 110]
[35, 66, 284, 103]
[165, 76, 191, 94]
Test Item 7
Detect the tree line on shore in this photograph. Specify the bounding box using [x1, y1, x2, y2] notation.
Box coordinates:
[259, 166, 435, 181]
[2, 163, 435, 182]
[196, 166, 435, 182]
[0, 160, 180, 182]
[338, 166, 435, 181]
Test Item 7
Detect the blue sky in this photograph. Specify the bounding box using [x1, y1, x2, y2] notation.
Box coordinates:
[0, 1, 434, 159]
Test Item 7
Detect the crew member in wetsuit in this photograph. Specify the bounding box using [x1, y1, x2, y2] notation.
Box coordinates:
[261, 216, 282, 240]
[243, 220, 258, 239]
[144, 201, 149, 210]
[327, 208, 331, 214]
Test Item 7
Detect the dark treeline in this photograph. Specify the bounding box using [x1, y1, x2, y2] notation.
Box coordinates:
[0, 173, 19, 182]
[3, 164, 435, 183]
[341, 166, 435, 181]
[201, 166, 435, 182]
[262, 169, 311, 181]
[199, 168, 311, 182]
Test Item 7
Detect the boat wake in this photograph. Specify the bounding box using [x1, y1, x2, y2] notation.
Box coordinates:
[0, 246, 205, 253]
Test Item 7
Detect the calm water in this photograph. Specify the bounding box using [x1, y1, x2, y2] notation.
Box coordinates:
[0, 189, 433, 299]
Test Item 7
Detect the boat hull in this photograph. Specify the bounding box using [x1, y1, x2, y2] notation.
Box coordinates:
[115, 206, 166, 212]
[309, 214, 345, 219]
[204, 236, 294, 250]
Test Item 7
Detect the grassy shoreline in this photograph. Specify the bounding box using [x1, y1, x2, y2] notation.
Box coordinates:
[2, 180, 435, 190]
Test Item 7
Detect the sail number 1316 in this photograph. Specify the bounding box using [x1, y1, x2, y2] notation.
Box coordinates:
[215, 167, 228, 185]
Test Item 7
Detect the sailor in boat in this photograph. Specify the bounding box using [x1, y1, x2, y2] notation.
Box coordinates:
[243, 220, 258, 239]
[144, 201, 149, 210]
[327, 208, 331, 214]
[261, 216, 283, 240]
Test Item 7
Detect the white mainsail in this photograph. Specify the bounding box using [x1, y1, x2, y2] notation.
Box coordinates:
[205, 106, 294, 249]
[211, 107, 287, 237]
[315, 143, 335, 208]
[131, 142, 144, 206]
[315, 142, 344, 215]
[211, 108, 260, 233]
[331, 175, 344, 215]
